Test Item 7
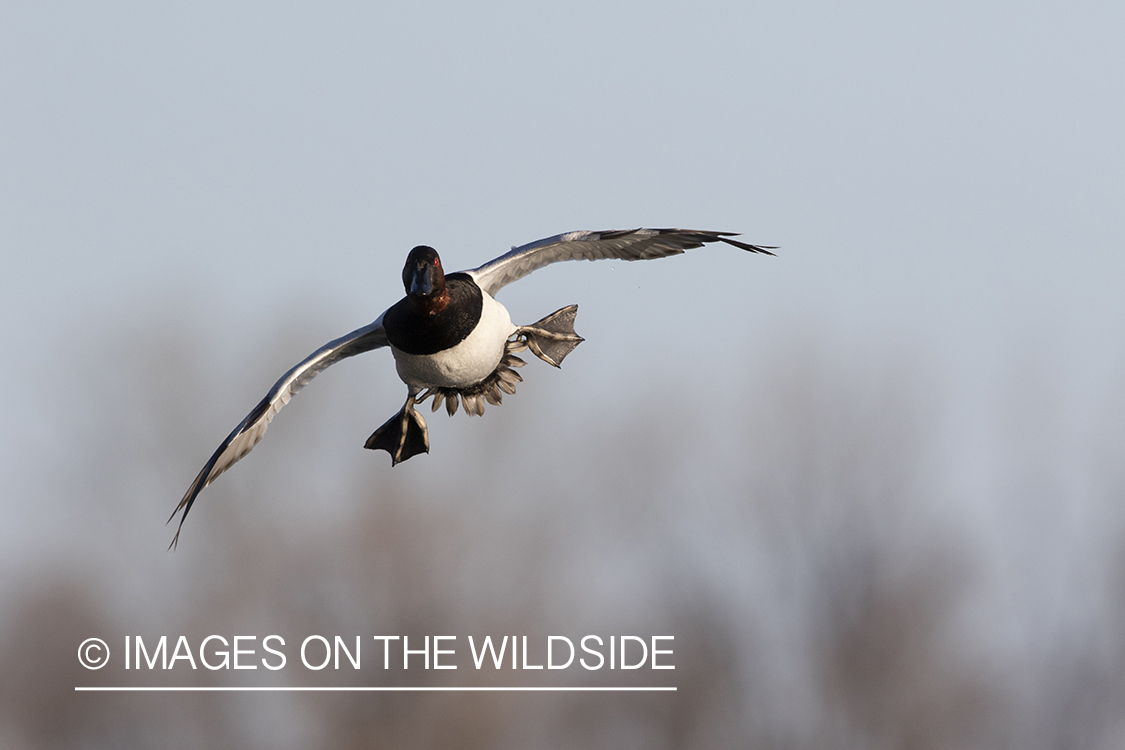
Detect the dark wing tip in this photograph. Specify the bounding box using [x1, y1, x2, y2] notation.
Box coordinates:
[718, 235, 778, 256]
[597, 228, 777, 256]
[643, 228, 776, 256]
[167, 463, 210, 550]
[167, 395, 272, 550]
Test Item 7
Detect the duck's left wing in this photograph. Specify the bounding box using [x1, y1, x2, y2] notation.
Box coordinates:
[467, 228, 775, 298]
[168, 317, 388, 549]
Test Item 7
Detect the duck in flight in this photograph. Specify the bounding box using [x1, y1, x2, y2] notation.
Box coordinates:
[169, 228, 774, 547]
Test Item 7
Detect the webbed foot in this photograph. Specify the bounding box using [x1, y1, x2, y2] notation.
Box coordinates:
[515, 304, 584, 367]
[364, 395, 430, 465]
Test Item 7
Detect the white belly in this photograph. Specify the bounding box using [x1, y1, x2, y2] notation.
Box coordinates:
[391, 293, 516, 391]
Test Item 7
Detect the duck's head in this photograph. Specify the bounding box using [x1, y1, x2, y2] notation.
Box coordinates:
[402, 245, 446, 301]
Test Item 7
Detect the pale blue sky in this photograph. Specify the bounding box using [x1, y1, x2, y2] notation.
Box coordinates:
[5, 1, 1121, 352]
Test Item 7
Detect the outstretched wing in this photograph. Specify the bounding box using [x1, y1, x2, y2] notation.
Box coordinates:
[467, 228, 775, 298]
[169, 317, 388, 548]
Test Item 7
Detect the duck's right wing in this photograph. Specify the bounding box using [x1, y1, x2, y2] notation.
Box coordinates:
[467, 228, 775, 298]
[169, 317, 388, 549]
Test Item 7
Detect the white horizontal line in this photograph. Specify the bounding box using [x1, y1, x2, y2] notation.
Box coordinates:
[75, 686, 676, 692]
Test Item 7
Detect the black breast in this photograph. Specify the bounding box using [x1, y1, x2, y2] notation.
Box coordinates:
[383, 273, 484, 355]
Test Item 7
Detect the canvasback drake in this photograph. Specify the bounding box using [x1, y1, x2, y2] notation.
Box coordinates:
[170, 228, 774, 546]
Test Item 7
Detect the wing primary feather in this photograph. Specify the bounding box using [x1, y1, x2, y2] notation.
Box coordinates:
[168, 319, 387, 549]
[717, 236, 777, 255]
[594, 228, 644, 240]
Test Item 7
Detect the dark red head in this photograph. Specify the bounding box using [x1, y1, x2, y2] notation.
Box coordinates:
[402, 245, 446, 299]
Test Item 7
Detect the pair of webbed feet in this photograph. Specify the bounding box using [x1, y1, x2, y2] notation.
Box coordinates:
[364, 305, 583, 465]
